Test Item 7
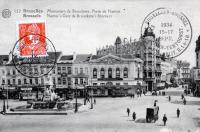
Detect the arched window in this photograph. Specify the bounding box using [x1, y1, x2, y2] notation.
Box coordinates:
[116, 68, 120, 78]
[100, 68, 105, 78]
[108, 68, 112, 78]
[93, 68, 97, 78]
[123, 67, 128, 78]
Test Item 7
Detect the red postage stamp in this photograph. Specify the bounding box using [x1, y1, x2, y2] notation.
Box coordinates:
[18, 22, 46, 57]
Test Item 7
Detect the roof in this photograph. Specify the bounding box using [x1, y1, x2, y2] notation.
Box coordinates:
[0, 55, 8, 65]
[60, 55, 73, 61]
[91, 55, 103, 60]
[7, 51, 62, 65]
[91, 54, 138, 60]
[74, 54, 91, 63]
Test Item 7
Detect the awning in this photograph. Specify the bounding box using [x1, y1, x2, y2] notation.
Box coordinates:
[166, 82, 172, 85]
[157, 83, 165, 87]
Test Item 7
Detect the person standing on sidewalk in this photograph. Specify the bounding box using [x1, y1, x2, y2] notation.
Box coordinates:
[183, 98, 186, 105]
[127, 108, 130, 116]
[94, 98, 96, 105]
[162, 114, 167, 126]
[177, 108, 180, 118]
[132, 112, 136, 121]
[168, 96, 171, 102]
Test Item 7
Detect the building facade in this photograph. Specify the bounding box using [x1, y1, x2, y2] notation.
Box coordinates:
[96, 25, 161, 91]
[177, 60, 190, 84]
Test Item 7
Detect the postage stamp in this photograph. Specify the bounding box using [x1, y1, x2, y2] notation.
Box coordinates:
[141, 7, 192, 58]
[12, 22, 56, 78]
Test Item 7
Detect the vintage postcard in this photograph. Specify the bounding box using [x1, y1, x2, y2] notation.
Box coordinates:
[0, 0, 200, 132]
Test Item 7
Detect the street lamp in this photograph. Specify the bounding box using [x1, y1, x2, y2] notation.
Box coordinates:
[6, 84, 8, 109]
[83, 81, 86, 105]
[90, 86, 93, 109]
[2, 83, 6, 114]
[74, 83, 78, 113]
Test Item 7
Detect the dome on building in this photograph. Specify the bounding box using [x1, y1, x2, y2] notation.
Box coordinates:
[143, 23, 155, 38]
[115, 36, 122, 45]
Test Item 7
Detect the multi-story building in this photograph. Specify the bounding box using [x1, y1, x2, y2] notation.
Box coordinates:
[177, 60, 190, 84]
[88, 53, 143, 96]
[193, 36, 200, 96]
[160, 58, 177, 86]
[96, 25, 161, 91]
[71, 53, 91, 97]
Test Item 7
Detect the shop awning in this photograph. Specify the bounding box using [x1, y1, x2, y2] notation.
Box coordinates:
[157, 83, 165, 87]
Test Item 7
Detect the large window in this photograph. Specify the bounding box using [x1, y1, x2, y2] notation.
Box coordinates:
[58, 77, 61, 85]
[100, 68, 105, 78]
[123, 67, 128, 78]
[85, 67, 88, 75]
[75, 68, 78, 75]
[52, 77, 56, 84]
[41, 67, 44, 74]
[75, 78, 78, 84]
[62, 67, 66, 73]
[62, 77, 66, 85]
[93, 68, 97, 78]
[80, 68, 83, 74]
[68, 78, 71, 86]
[29, 79, 32, 85]
[67, 67, 72, 74]
[13, 70, 16, 75]
[108, 68, 112, 78]
[7, 79, 10, 85]
[116, 68, 120, 78]
[57, 67, 61, 74]
[35, 78, 38, 85]
[24, 78, 27, 84]
[18, 79, 21, 85]
[13, 79, 16, 85]
[80, 78, 83, 84]
[7, 70, 10, 75]
[34, 67, 38, 74]
[41, 78, 44, 84]
[53, 68, 56, 74]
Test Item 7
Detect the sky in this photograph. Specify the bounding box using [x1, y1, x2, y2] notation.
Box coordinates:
[0, 0, 200, 67]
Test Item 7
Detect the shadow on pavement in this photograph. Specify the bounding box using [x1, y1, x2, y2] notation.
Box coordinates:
[193, 117, 200, 127]
[156, 124, 164, 126]
[135, 118, 146, 123]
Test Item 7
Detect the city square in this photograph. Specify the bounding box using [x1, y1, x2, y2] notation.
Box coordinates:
[0, 87, 200, 132]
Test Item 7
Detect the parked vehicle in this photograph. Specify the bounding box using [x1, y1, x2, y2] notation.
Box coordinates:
[146, 106, 159, 123]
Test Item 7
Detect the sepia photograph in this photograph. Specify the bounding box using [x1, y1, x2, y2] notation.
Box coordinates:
[0, 0, 200, 132]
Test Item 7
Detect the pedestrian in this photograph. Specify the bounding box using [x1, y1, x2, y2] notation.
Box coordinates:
[154, 100, 157, 107]
[177, 108, 180, 118]
[168, 96, 171, 102]
[162, 114, 167, 126]
[127, 108, 130, 116]
[143, 90, 146, 96]
[183, 98, 186, 105]
[181, 94, 184, 100]
[132, 112, 136, 121]
[94, 98, 96, 104]
[133, 93, 135, 98]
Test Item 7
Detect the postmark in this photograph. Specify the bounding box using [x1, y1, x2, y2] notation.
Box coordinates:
[12, 22, 56, 78]
[141, 7, 192, 58]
